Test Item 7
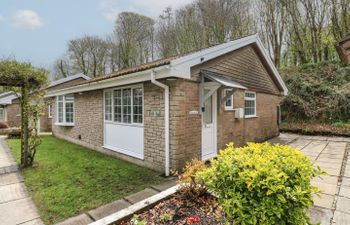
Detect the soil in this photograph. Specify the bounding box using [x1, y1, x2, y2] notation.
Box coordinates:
[119, 193, 225, 225]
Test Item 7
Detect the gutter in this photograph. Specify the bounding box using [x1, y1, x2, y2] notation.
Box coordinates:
[150, 70, 170, 177]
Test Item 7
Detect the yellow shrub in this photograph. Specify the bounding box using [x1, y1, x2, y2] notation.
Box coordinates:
[198, 142, 323, 225]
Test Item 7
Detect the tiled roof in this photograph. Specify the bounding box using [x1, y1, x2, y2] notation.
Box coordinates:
[81, 56, 178, 85]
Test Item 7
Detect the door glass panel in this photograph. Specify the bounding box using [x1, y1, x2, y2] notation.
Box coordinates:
[203, 90, 212, 124]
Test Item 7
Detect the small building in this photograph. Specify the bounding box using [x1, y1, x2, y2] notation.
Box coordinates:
[0, 73, 90, 132]
[47, 35, 288, 174]
[335, 35, 350, 65]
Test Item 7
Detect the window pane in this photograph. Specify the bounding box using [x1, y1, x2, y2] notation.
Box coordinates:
[203, 90, 212, 124]
[65, 102, 74, 123]
[122, 89, 131, 123]
[104, 92, 112, 121]
[132, 88, 143, 123]
[245, 92, 255, 98]
[0, 107, 4, 120]
[225, 90, 232, 107]
[245, 100, 255, 116]
[58, 102, 64, 123]
[114, 90, 122, 122]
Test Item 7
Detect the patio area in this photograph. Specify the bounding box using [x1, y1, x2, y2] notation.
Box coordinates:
[269, 133, 350, 225]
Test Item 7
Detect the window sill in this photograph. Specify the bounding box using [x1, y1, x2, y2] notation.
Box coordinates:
[244, 116, 258, 119]
[55, 123, 75, 127]
[224, 107, 234, 111]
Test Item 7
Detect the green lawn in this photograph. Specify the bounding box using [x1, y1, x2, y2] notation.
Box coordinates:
[7, 136, 166, 224]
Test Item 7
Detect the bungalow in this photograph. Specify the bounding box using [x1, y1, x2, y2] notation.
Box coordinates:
[47, 35, 288, 175]
[0, 73, 90, 132]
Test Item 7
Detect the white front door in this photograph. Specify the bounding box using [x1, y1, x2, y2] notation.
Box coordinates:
[201, 89, 217, 160]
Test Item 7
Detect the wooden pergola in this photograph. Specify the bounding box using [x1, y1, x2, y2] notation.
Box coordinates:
[0, 60, 48, 167]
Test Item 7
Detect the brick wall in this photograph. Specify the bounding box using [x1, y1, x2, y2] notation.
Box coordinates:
[52, 90, 104, 149]
[217, 89, 281, 150]
[6, 103, 21, 127]
[51, 79, 281, 173]
[169, 80, 201, 171]
[51, 83, 172, 172]
[39, 107, 52, 132]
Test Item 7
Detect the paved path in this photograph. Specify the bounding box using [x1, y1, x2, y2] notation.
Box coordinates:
[269, 133, 350, 225]
[0, 137, 43, 225]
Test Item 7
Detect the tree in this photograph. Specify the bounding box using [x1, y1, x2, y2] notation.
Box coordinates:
[68, 35, 109, 78]
[257, 0, 286, 67]
[0, 60, 48, 167]
[53, 55, 70, 79]
[157, 7, 178, 58]
[114, 12, 155, 68]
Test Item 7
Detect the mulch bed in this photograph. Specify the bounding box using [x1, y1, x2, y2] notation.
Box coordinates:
[280, 122, 350, 137]
[119, 193, 225, 225]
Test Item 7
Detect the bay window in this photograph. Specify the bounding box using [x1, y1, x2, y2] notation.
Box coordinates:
[244, 91, 256, 117]
[56, 94, 75, 125]
[104, 86, 143, 125]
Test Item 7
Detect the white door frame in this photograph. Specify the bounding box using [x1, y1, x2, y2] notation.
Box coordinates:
[201, 89, 217, 160]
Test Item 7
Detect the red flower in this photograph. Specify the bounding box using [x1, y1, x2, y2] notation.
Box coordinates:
[187, 216, 201, 224]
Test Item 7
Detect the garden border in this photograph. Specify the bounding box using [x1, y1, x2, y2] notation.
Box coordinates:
[89, 185, 179, 225]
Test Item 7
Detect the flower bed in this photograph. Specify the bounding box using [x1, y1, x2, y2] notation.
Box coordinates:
[280, 122, 350, 137]
[119, 192, 224, 225]
[115, 142, 322, 225]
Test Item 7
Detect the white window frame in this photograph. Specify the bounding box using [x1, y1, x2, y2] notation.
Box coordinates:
[223, 89, 234, 111]
[55, 95, 75, 126]
[103, 84, 144, 127]
[48, 104, 53, 118]
[244, 91, 257, 118]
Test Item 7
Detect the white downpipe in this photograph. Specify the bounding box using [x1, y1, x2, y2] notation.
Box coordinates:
[150, 70, 170, 176]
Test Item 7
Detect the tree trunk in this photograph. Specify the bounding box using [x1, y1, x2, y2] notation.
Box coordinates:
[20, 84, 30, 167]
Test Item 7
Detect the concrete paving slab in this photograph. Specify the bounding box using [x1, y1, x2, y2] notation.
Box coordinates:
[321, 168, 341, 176]
[333, 211, 350, 225]
[312, 181, 338, 195]
[21, 218, 45, 225]
[336, 197, 350, 214]
[151, 180, 177, 192]
[288, 139, 312, 150]
[312, 175, 339, 185]
[0, 182, 27, 203]
[313, 193, 334, 209]
[0, 197, 40, 225]
[302, 141, 328, 156]
[315, 162, 342, 171]
[124, 188, 159, 204]
[339, 186, 350, 198]
[316, 157, 343, 164]
[56, 214, 93, 225]
[318, 153, 344, 159]
[344, 168, 350, 178]
[88, 199, 131, 221]
[327, 137, 349, 142]
[0, 172, 23, 186]
[268, 137, 294, 145]
[307, 207, 333, 225]
[342, 177, 350, 187]
[279, 133, 301, 139]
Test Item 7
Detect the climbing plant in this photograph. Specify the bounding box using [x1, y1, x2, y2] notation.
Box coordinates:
[0, 60, 48, 167]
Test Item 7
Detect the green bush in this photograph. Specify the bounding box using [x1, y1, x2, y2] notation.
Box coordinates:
[281, 62, 350, 123]
[198, 142, 323, 225]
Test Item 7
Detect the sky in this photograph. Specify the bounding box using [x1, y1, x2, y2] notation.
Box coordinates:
[0, 0, 191, 71]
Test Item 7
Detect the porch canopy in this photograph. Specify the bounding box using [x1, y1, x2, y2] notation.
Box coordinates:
[200, 69, 246, 109]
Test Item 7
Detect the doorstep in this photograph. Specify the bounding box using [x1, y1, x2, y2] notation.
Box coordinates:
[54, 179, 177, 225]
